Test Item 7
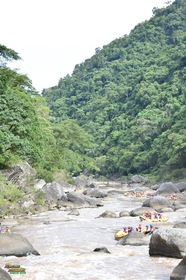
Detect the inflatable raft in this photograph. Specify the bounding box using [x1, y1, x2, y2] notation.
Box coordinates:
[115, 230, 128, 240]
[139, 216, 169, 222]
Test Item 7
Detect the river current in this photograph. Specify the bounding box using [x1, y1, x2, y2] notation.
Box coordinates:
[0, 183, 185, 280]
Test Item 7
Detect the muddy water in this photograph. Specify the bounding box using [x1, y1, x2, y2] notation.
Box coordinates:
[0, 184, 185, 280]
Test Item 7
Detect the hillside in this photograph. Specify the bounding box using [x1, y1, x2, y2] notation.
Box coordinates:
[42, 0, 186, 180]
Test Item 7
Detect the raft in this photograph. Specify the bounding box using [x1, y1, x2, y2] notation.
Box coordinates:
[139, 216, 169, 222]
[115, 230, 128, 240]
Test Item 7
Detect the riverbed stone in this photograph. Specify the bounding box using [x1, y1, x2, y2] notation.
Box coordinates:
[119, 210, 130, 217]
[0, 233, 40, 257]
[157, 182, 180, 195]
[173, 222, 186, 229]
[170, 255, 186, 280]
[0, 268, 12, 280]
[97, 210, 117, 218]
[118, 231, 150, 246]
[130, 206, 155, 217]
[83, 188, 107, 198]
[149, 228, 186, 258]
[93, 247, 111, 254]
[142, 196, 171, 211]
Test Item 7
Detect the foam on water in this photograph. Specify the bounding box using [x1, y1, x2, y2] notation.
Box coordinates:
[0, 185, 183, 279]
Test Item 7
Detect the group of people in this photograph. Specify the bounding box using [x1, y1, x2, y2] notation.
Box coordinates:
[122, 223, 156, 235]
[144, 211, 162, 219]
[0, 225, 11, 233]
[136, 223, 156, 235]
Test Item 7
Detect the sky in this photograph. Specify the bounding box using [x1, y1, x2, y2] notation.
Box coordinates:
[1, 0, 171, 93]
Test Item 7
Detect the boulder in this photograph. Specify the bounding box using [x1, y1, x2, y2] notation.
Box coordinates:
[119, 211, 130, 217]
[0, 268, 12, 280]
[97, 210, 117, 218]
[0, 233, 40, 257]
[150, 184, 160, 190]
[173, 222, 186, 229]
[34, 179, 46, 190]
[130, 207, 155, 217]
[93, 247, 111, 254]
[149, 228, 186, 258]
[56, 181, 76, 193]
[170, 255, 186, 280]
[174, 182, 186, 193]
[43, 181, 65, 203]
[68, 209, 80, 216]
[130, 175, 148, 184]
[83, 188, 107, 198]
[142, 196, 171, 211]
[0, 162, 36, 191]
[118, 231, 150, 246]
[57, 192, 104, 210]
[157, 182, 180, 195]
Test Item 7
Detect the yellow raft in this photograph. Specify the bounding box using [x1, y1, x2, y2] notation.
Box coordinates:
[115, 230, 128, 240]
[139, 216, 169, 222]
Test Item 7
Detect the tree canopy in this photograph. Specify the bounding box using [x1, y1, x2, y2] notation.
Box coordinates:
[42, 0, 186, 180]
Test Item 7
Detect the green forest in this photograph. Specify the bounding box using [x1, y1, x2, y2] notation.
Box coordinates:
[1, 0, 186, 183]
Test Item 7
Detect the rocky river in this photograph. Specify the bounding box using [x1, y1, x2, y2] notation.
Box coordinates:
[0, 180, 185, 280]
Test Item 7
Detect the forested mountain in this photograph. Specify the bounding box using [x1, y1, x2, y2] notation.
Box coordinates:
[0, 45, 97, 181]
[42, 0, 186, 180]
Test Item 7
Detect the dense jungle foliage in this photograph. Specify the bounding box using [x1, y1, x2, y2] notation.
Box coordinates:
[0, 45, 96, 182]
[42, 0, 186, 181]
[0, 0, 185, 182]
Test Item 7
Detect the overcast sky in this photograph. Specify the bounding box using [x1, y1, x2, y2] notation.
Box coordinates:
[1, 0, 171, 93]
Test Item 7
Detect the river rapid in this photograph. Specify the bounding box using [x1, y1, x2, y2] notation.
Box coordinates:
[0, 182, 185, 280]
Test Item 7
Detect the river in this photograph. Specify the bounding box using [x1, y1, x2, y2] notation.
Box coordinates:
[0, 183, 185, 280]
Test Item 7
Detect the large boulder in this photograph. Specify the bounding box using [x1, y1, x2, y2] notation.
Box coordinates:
[43, 181, 65, 203]
[130, 206, 155, 217]
[0, 233, 40, 257]
[0, 268, 12, 280]
[118, 231, 150, 246]
[173, 222, 186, 229]
[157, 182, 180, 195]
[142, 196, 171, 211]
[149, 228, 186, 258]
[97, 210, 117, 218]
[83, 188, 107, 198]
[0, 162, 36, 191]
[129, 175, 148, 184]
[119, 210, 130, 217]
[170, 255, 186, 280]
[174, 182, 186, 193]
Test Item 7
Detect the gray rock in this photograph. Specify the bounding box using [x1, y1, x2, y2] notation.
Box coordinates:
[149, 228, 186, 258]
[151, 184, 160, 190]
[118, 231, 150, 246]
[173, 222, 186, 229]
[174, 182, 186, 193]
[0, 268, 12, 280]
[0, 233, 40, 257]
[34, 179, 46, 190]
[119, 211, 130, 217]
[157, 182, 180, 195]
[43, 181, 65, 203]
[97, 210, 117, 218]
[130, 207, 155, 217]
[142, 196, 171, 211]
[68, 209, 80, 216]
[83, 188, 107, 198]
[130, 175, 148, 184]
[170, 255, 186, 280]
[93, 247, 111, 254]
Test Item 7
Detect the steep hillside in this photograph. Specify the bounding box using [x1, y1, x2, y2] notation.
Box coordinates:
[42, 0, 186, 180]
